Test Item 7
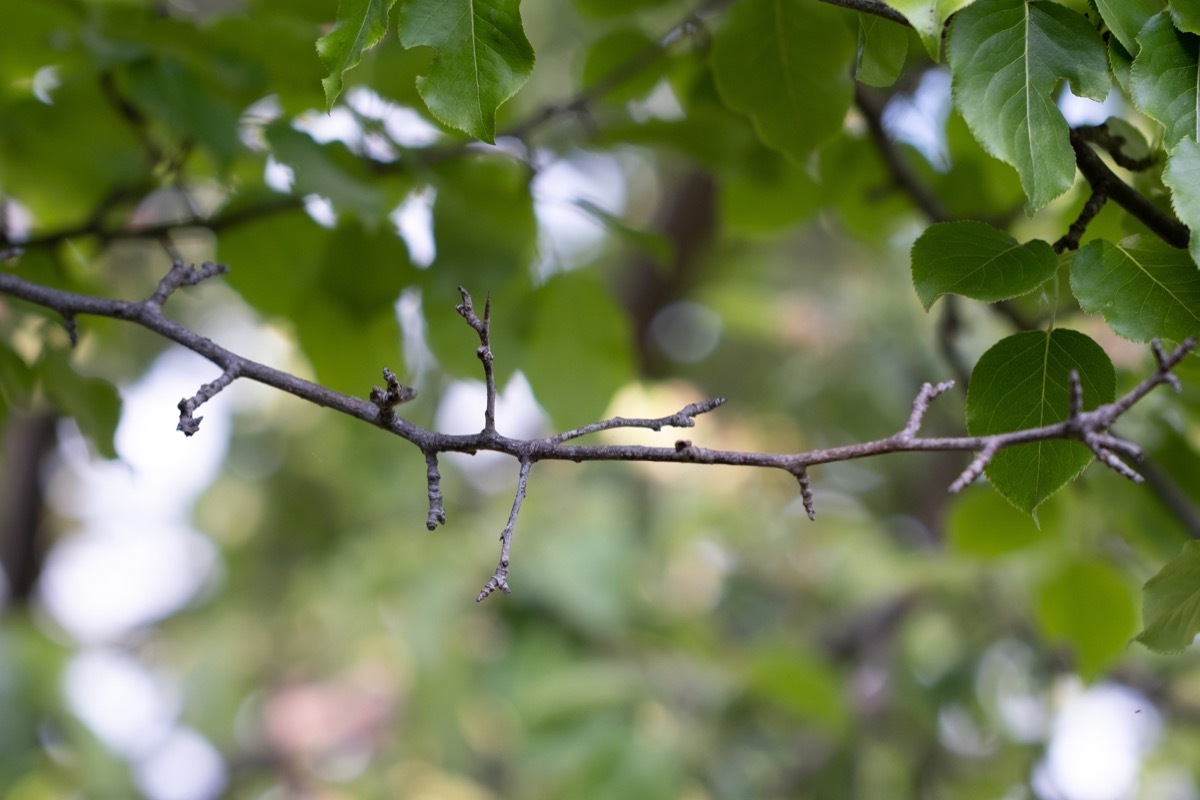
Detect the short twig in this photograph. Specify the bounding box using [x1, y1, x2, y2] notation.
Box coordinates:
[178, 367, 239, 435]
[1054, 190, 1108, 253]
[369, 367, 417, 427]
[900, 381, 955, 440]
[550, 398, 727, 444]
[424, 451, 446, 530]
[149, 260, 228, 310]
[477, 459, 533, 602]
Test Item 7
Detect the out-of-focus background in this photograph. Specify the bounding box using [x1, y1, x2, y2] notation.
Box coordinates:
[3, 1, 1200, 798]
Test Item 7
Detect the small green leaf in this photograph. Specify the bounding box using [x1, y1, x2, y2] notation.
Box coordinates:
[396, 0, 535, 143]
[1170, 1, 1200, 34]
[1131, 12, 1200, 151]
[911, 221, 1057, 310]
[265, 123, 385, 225]
[883, 0, 977, 60]
[1137, 540, 1200, 654]
[581, 29, 664, 103]
[947, 485, 1061, 557]
[1070, 236, 1200, 343]
[125, 57, 241, 165]
[1036, 559, 1138, 679]
[1093, 0, 1163, 55]
[857, 15, 909, 88]
[1162, 136, 1200, 266]
[966, 330, 1115, 514]
[710, 0, 855, 161]
[720, 151, 822, 238]
[947, 0, 1110, 210]
[316, 0, 398, 111]
[40, 348, 122, 459]
[746, 648, 848, 734]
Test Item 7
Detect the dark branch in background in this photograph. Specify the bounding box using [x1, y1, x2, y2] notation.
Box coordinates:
[0, 263, 1192, 599]
[1070, 129, 1190, 250]
[816, 0, 910, 25]
[1053, 189, 1108, 253]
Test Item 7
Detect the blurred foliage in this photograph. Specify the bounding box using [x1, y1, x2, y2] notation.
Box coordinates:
[2, 0, 1200, 799]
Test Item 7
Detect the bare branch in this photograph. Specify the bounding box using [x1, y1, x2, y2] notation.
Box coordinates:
[1, 265, 1194, 598]
[149, 260, 228, 310]
[477, 459, 533, 602]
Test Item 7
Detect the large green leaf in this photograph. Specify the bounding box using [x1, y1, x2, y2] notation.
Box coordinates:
[710, 0, 854, 161]
[316, 0, 398, 111]
[1070, 236, 1200, 343]
[946, 0, 1110, 211]
[1036, 559, 1138, 679]
[1093, 0, 1164, 55]
[910, 221, 1057, 310]
[1137, 540, 1200, 653]
[1131, 12, 1200, 151]
[966, 329, 1115, 514]
[396, 0, 535, 143]
[882, 0, 977, 59]
[522, 271, 635, 428]
[1162, 136, 1200, 266]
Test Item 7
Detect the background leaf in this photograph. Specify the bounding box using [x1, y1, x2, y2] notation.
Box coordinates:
[1171, 2, 1200, 34]
[966, 330, 1115, 514]
[396, 0, 534, 142]
[1131, 12, 1200, 151]
[1093, 0, 1163, 55]
[857, 16, 909, 88]
[1036, 559, 1138, 680]
[946, 0, 1109, 210]
[910, 220, 1057, 310]
[710, 0, 854, 161]
[1137, 540, 1200, 653]
[947, 485, 1062, 557]
[316, 0, 398, 111]
[1069, 235, 1200, 343]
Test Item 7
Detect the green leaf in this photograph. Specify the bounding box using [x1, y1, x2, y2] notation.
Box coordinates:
[522, 270, 635, 427]
[1070, 236, 1200, 343]
[218, 209, 329, 317]
[746, 648, 847, 734]
[1036, 559, 1138, 680]
[124, 56, 241, 165]
[316, 0, 398, 111]
[1093, 0, 1163, 55]
[910, 221, 1057, 310]
[1137, 540, 1200, 653]
[883, 0, 977, 59]
[719, 150, 822, 238]
[946, 0, 1110, 211]
[40, 348, 122, 459]
[947, 485, 1062, 557]
[265, 123, 385, 225]
[1170, 1, 1200, 34]
[1162, 136, 1200, 266]
[710, 0, 855, 161]
[574, 0, 672, 17]
[857, 16, 909, 88]
[966, 329, 1116, 514]
[581, 29, 665, 104]
[0, 342, 35, 410]
[1131, 12, 1200, 151]
[396, 0, 535, 143]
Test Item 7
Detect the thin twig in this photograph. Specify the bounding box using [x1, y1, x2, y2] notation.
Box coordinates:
[477, 459, 532, 602]
[456, 288, 497, 435]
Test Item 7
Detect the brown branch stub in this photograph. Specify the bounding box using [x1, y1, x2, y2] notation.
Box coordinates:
[477, 459, 533, 602]
[369, 367, 417, 427]
[149, 260, 228, 310]
[900, 380, 955, 440]
[456, 287, 497, 435]
[177, 367, 239, 435]
[424, 450, 447, 530]
[1054, 189, 1108, 254]
[794, 468, 816, 520]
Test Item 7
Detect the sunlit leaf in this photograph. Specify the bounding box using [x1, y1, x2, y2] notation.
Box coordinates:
[1131, 12, 1200, 150]
[966, 330, 1115, 514]
[1036, 559, 1138, 679]
[1137, 540, 1200, 653]
[1070, 236, 1200, 343]
[396, 0, 535, 143]
[882, 0, 977, 59]
[946, 0, 1109, 210]
[316, 0, 398, 111]
[911, 221, 1057, 310]
[710, 0, 854, 161]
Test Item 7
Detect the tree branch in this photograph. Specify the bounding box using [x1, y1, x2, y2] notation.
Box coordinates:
[1, 265, 1192, 599]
